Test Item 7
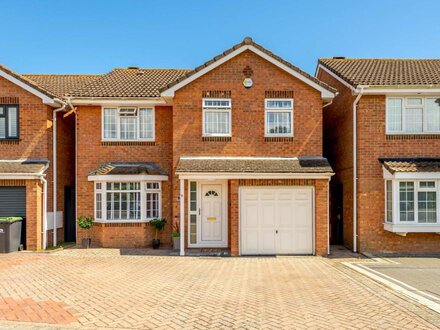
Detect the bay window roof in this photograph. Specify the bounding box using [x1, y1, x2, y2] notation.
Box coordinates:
[380, 158, 440, 174]
[88, 162, 168, 176]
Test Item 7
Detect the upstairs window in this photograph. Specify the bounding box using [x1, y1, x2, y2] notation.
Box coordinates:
[0, 105, 18, 139]
[264, 99, 294, 137]
[202, 99, 231, 136]
[386, 97, 440, 134]
[102, 107, 154, 141]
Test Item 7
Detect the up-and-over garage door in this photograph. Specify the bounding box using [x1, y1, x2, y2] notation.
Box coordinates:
[240, 187, 313, 255]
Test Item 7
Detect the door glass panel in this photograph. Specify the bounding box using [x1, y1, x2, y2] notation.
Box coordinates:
[190, 214, 197, 244]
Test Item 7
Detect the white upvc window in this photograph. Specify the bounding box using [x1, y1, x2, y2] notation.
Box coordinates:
[102, 107, 155, 141]
[264, 99, 294, 137]
[0, 105, 19, 139]
[202, 99, 231, 136]
[385, 179, 439, 225]
[386, 97, 440, 134]
[94, 181, 162, 222]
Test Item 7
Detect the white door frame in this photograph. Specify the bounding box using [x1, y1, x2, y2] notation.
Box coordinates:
[188, 179, 228, 248]
[238, 186, 315, 255]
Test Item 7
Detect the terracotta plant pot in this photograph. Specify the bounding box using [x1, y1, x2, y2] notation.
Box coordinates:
[81, 238, 91, 249]
[152, 239, 160, 249]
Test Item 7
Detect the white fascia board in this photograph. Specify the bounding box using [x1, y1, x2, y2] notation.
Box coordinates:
[177, 172, 333, 180]
[71, 98, 167, 106]
[394, 172, 440, 180]
[0, 70, 57, 106]
[88, 174, 168, 182]
[384, 222, 440, 234]
[161, 45, 336, 99]
[0, 174, 44, 180]
[361, 87, 440, 95]
[316, 64, 356, 92]
[382, 167, 394, 179]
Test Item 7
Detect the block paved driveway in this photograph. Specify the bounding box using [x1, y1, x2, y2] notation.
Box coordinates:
[0, 250, 438, 329]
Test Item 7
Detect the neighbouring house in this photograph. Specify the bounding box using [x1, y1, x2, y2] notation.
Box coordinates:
[316, 58, 440, 254]
[0, 66, 93, 250]
[69, 37, 336, 256]
[0, 37, 337, 256]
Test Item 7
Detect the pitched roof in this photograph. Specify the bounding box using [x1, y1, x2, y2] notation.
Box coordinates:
[161, 37, 337, 96]
[23, 74, 101, 97]
[318, 58, 440, 88]
[0, 159, 49, 174]
[69, 68, 191, 98]
[176, 156, 333, 174]
[88, 162, 168, 176]
[380, 158, 440, 173]
[0, 64, 58, 100]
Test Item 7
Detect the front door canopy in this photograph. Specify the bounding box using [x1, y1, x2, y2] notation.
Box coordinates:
[176, 156, 334, 180]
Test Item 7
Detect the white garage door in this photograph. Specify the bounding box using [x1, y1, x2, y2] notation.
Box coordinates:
[240, 187, 313, 255]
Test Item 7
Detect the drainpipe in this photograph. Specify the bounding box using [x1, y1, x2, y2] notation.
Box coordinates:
[352, 87, 364, 253]
[41, 176, 48, 249]
[52, 98, 68, 247]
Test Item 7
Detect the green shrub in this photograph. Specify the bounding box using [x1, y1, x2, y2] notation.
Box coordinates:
[149, 218, 166, 239]
[77, 216, 94, 230]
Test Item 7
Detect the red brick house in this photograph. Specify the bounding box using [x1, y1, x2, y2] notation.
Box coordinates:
[0, 66, 91, 250]
[317, 59, 440, 254]
[68, 37, 336, 256]
[0, 37, 336, 256]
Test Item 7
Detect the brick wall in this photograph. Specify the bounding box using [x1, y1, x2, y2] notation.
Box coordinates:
[172, 50, 325, 248]
[318, 69, 440, 253]
[317, 69, 356, 249]
[0, 76, 75, 250]
[357, 95, 440, 253]
[76, 105, 174, 248]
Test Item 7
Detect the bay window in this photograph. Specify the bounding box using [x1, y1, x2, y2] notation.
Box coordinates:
[202, 99, 231, 136]
[265, 99, 294, 136]
[102, 107, 154, 141]
[384, 179, 440, 233]
[94, 181, 162, 222]
[386, 97, 440, 134]
[0, 105, 19, 139]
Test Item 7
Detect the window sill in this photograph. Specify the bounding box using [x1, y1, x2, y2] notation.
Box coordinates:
[101, 141, 155, 146]
[0, 139, 20, 144]
[202, 136, 232, 142]
[384, 222, 440, 236]
[386, 134, 440, 140]
[264, 136, 294, 142]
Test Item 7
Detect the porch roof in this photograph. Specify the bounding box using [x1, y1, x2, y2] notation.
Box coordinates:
[0, 159, 49, 175]
[88, 162, 168, 176]
[176, 156, 333, 174]
[380, 158, 440, 174]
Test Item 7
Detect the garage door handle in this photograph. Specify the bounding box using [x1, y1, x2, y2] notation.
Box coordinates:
[276, 230, 278, 234]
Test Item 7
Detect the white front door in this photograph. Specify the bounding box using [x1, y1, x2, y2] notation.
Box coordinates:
[240, 187, 313, 255]
[201, 184, 223, 242]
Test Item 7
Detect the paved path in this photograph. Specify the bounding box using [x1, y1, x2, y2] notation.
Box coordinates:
[0, 250, 438, 329]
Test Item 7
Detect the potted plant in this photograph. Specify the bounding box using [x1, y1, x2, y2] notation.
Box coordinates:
[77, 215, 94, 248]
[172, 222, 180, 251]
[149, 218, 166, 249]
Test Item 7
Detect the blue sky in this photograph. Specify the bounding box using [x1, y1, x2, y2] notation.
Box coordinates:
[2, 0, 440, 75]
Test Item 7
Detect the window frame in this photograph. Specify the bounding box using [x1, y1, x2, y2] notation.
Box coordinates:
[264, 98, 294, 137]
[0, 104, 19, 140]
[202, 98, 232, 137]
[386, 96, 440, 135]
[101, 107, 155, 142]
[385, 179, 439, 225]
[94, 181, 162, 222]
